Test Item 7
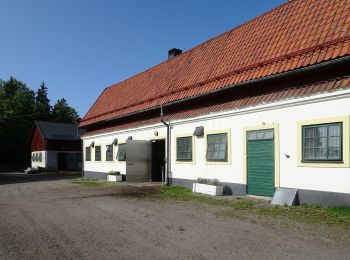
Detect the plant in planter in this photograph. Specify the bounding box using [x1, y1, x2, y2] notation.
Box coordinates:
[107, 171, 122, 182]
[193, 178, 224, 196]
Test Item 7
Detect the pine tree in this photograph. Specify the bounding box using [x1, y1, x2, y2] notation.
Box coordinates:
[35, 82, 51, 120]
[52, 98, 80, 123]
[0, 77, 36, 168]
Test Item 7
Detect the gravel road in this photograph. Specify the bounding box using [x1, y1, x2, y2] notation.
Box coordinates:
[0, 172, 349, 260]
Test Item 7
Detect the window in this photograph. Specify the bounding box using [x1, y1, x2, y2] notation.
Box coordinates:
[106, 144, 113, 161]
[206, 133, 228, 161]
[117, 144, 126, 161]
[95, 146, 101, 161]
[85, 147, 91, 161]
[176, 136, 192, 161]
[302, 123, 342, 161]
[38, 152, 42, 162]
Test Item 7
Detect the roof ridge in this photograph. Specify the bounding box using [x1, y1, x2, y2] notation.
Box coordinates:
[81, 34, 350, 123]
[103, 0, 292, 91]
[37, 120, 76, 126]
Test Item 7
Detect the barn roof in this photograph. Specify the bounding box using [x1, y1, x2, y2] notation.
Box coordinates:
[80, 0, 350, 128]
[35, 121, 80, 141]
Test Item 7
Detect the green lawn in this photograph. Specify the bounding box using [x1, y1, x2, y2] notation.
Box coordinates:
[154, 186, 350, 228]
[72, 179, 350, 229]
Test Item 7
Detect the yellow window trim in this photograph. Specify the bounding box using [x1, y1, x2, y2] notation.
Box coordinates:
[93, 144, 103, 163]
[104, 143, 115, 163]
[84, 146, 92, 162]
[174, 134, 195, 164]
[243, 123, 280, 188]
[205, 129, 232, 165]
[297, 115, 350, 168]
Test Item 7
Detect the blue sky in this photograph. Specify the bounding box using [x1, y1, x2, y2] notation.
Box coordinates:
[0, 0, 285, 117]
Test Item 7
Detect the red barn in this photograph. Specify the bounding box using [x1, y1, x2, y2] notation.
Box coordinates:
[30, 121, 82, 171]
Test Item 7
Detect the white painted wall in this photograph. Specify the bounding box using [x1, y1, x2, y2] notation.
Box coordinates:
[83, 128, 168, 175]
[82, 89, 350, 194]
[31, 151, 46, 168]
[31, 150, 82, 170]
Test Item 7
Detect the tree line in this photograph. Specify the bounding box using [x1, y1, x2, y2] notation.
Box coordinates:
[0, 77, 80, 170]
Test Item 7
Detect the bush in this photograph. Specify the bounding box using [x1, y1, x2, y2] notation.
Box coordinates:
[108, 171, 121, 176]
[197, 178, 220, 186]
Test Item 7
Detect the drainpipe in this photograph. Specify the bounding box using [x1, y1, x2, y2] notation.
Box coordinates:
[160, 106, 171, 186]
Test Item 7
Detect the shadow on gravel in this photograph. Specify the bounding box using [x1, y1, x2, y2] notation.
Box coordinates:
[63, 185, 162, 200]
[0, 172, 82, 185]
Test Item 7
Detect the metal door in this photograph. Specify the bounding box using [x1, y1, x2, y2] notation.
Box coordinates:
[126, 140, 152, 182]
[247, 129, 275, 197]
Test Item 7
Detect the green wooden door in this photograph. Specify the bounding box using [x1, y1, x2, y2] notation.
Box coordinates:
[247, 129, 275, 197]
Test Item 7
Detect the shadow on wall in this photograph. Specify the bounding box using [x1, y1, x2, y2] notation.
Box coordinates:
[223, 186, 233, 195]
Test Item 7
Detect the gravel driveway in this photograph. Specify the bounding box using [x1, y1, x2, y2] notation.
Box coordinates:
[0, 172, 349, 260]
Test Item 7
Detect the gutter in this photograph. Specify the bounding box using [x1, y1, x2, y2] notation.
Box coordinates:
[81, 55, 350, 129]
[160, 106, 171, 185]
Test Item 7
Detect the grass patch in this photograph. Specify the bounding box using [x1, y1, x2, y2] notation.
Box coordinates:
[257, 204, 350, 226]
[70, 181, 350, 229]
[153, 186, 350, 228]
[327, 206, 350, 217]
[153, 186, 258, 209]
[71, 178, 121, 187]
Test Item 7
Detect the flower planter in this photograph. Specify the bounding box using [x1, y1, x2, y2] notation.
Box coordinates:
[192, 183, 224, 196]
[107, 174, 122, 182]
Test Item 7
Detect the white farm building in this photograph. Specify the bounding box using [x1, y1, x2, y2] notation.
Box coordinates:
[79, 0, 350, 206]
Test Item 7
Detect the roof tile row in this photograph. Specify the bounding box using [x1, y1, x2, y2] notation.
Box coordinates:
[83, 76, 350, 136]
[80, 0, 350, 127]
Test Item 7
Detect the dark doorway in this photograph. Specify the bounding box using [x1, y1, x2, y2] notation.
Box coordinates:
[57, 153, 82, 171]
[57, 153, 67, 170]
[151, 139, 165, 182]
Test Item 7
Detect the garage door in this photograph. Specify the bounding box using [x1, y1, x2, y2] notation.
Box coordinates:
[247, 129, 275, 197]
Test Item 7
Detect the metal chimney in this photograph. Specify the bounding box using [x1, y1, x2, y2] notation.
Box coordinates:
[168, 48, 182, 60]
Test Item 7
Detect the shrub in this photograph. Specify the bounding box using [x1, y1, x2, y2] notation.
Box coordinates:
[197, 178, 220, 186]
[108, 171, 121, 176]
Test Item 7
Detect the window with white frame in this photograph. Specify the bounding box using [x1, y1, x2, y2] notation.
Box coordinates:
[206, 133, 228, 161]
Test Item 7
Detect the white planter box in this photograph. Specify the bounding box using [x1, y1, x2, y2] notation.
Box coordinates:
[192, 183, 224, 196]
[107, 175, 122, 182]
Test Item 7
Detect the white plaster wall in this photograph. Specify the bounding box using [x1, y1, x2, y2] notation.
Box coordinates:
[31, 151, 46, 168]
[83, 128, 167, 175]
[31, 150, 82, 170]
[82, 89, 350, 194]
[46, 151, 82, 170]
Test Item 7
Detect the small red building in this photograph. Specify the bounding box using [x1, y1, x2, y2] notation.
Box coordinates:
[30, 121, 82, 170]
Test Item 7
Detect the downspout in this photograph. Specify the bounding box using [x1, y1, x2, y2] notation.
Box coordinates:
[160, 106, 171, 186]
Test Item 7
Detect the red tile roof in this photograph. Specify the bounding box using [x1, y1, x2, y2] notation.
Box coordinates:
[82, 76, 350, 136]
[80, 0, 350, 127]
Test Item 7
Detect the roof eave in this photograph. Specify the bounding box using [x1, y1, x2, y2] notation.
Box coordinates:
[79, 55, 350, 129]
